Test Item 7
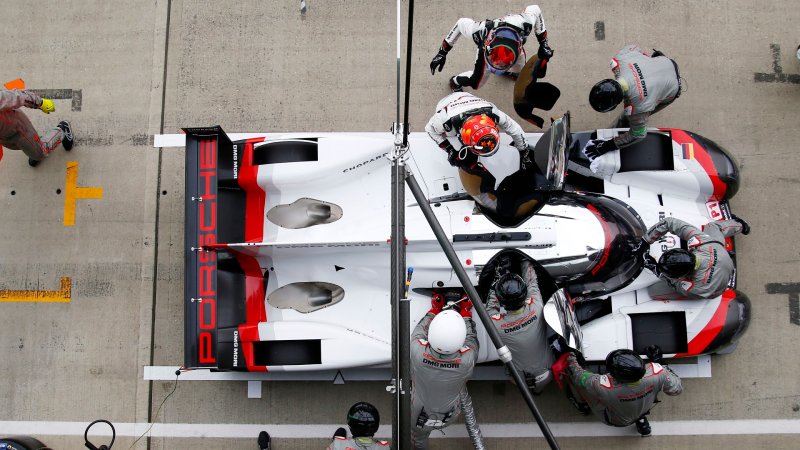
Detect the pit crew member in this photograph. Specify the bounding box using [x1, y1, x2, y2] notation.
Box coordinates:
[327, 402, 389, 449]
[429, 5, 552, 91]
[0, 88, 73, 167]
[562, 347, 682, 436]
[585, 44, 681, 159]
[410, 293, 479, 449]
[486, 258, 554, 394]
[642, 216, 750, 299]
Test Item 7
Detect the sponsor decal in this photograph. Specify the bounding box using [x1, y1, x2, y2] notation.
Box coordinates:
[501, 310, 537, 333]
[706, 201, 723, 220]
[233, 330, 239, 367]
[342, 152, 389, 173]
[659, 235, 677, 252]
[422, 352, 462, 368]
[630, 62, 648, 99]
[232, 144, 239, 179]
[197, 138, 218, 364]
[617, 386, 655, 402]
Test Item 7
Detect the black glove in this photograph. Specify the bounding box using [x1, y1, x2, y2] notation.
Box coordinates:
[538, 40, 554, 60]
[651, 49, 665, 58]
[731, 214, 751, 235]
[646, 345, 663, 363]
[430, 50, 448, 75]
[633, 237, 649, 253]
[571, 350, 587, 367]
[644, 254, 659, 276]
[440, 141, 459, 166]
[584, 139, 618, 159]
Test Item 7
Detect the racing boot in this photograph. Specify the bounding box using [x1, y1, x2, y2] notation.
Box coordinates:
[258, 431, 271, 450]
[635, 417, 652, 437]
[731, 214, 750, 235]
[57, 120, 74, 151]
[449, 76, 463, 92]
[28, 158, 41, 167]
[333, 427, 347, 439]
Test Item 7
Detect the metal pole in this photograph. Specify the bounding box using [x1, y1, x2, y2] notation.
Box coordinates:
[393, 1, 414, 448]
[390, 0, 401, 445]
[390, 124, 411, 450]
[405, 171, 560, 450]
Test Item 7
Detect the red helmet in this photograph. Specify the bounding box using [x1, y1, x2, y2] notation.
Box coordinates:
[484, 28, 521, 71]
[460, 114, 499, 156]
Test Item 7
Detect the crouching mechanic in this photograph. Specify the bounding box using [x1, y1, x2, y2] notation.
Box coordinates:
[410, 293, 479, 449]
[0, 88, 74, 167]
[426, 92, 541, 218]
[564, 347, 682, 436]
[430, 5, 553, 92]
[486, 258, 554, 394]
[584, 44, 681, 160]
[327, 402, 389, 449]
[641, 215, 750, 299]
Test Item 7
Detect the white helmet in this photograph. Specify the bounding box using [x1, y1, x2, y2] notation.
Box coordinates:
[427, 310, 467, 355]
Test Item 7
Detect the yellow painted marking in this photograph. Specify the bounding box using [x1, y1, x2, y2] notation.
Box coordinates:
[64, 161, 103, 226]
[0, 277, 71, 303]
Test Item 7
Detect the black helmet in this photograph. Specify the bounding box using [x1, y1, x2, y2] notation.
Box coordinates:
[606, 349, 645, 383]
[658, 249, 696, 278]
[347, 402, 380, 437]
[496, 273, 527, 310]
[589, 79, 624, 112]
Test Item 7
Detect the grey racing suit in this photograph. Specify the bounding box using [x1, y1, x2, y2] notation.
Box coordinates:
[486, 259, 554, 393]
[644, 217, 744, 299]
[410, 311, 478, 449]
[566, 353, 682, 427]
[0, 89, 64, 162]
[327, 436, 390, 450]
[443, 5, 547, 89]
[609, 44, 681, 148]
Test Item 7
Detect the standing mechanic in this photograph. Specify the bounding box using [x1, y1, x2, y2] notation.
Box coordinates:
[562, 347, 682, 436]
[425, 92, 541, 218]
[430, 5, 553, 92]
[0, 88, 73, 167]
[410, 293, 480, 449]
[486, 257, 554, 394]
[641, 216, 750, 299]
[584, 44, 681, 159]
[327, 402, 389, 449]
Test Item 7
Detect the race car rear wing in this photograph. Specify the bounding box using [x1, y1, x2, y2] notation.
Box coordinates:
[183, 126, 267, 369]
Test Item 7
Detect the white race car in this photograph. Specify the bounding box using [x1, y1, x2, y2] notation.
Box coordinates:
[182, 112, 749, 371]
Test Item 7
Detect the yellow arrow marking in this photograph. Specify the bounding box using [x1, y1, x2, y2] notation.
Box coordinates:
[0, 277, 71, 303]
[64, 161, 103, 226]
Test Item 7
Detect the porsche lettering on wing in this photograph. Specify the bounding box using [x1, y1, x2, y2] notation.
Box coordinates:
[197, 138, 218, 365]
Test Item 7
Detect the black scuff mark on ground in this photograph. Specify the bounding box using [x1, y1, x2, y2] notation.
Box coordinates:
[594, 21, 605, 41]
[754, 44, 800, 84]
[765, 282, 800, 325]
[28, 88, 83, 111]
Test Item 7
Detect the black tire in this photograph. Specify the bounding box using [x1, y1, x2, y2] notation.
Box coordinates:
[0, 436, 49, 450]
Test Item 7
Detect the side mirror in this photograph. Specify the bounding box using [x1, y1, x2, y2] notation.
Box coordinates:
[543, 288, 583, 352]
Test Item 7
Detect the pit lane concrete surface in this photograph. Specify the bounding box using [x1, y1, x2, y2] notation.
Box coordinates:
[1, 1, 800, 448]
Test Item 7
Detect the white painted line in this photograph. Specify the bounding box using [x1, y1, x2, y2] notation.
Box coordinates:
[3, 420, 800, 438]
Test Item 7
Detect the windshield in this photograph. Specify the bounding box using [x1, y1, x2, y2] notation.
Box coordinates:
[547, 192, 647, 298]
